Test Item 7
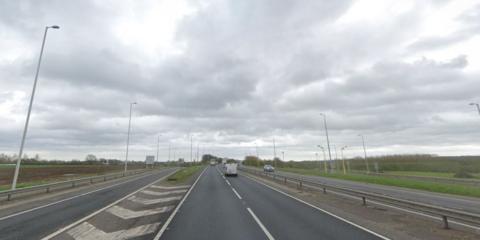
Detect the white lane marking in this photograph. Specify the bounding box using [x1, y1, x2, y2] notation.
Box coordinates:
[0, 169, 171, 222]
[106, 205, 174, 220]
[225, 180, 231, 186]
[231, 188, 242, 200]
[128, 196, 182, 205]
[41, 170, 178, 240]
[153, 167, 207, 240]
[247, 207, 275, 240]
[149, 185, 190, 190]
[141, 189, 187, 197]
[243, 174, 391, 240]
[67, 222, 160, 240]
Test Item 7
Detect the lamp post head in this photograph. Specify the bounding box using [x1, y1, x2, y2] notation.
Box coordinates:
[470, 102, 477, 106]
[49, 25, 60, 29]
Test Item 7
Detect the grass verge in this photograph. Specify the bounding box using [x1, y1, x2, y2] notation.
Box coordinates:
[167, 166, 204, 183]
[278, 167, 480, 198]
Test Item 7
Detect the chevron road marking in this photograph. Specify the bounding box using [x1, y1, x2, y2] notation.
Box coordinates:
[128, 195, 182, 205]
[67, 222, 160, 240]
[141, 189, 187, 197]
[106, 205, 174, 220]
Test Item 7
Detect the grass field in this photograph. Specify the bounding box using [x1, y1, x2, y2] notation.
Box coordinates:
[0, 164, 147, 191]
[385, 171, 480, 179]
[278, 167, 480, 198]
[167, 166, 204, 183]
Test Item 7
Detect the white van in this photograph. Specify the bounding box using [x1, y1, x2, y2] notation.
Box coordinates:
[225, 163, 238, 177]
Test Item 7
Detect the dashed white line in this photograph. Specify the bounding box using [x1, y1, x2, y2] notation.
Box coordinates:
[247, 207, 275, 240]
[225, 180, 231, 186]
[231, 188, 242, 200]
[243, 174, 390, 240]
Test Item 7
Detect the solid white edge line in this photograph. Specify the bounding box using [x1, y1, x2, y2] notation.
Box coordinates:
[231, 187, 242, 200]
[242, 174, 391, 240]
[247, 207, 275, 240]
[153, 166, 207, 240]
[41, 169, 179, 240]
[0, 169, 171, 222]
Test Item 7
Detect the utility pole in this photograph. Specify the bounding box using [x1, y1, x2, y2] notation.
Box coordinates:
[255, 142, 259, 159]
[156, 135, 161, 163]
[168, 143, 171, 162]
[190, 135, 193, 162]
[11, 25, 60, 190]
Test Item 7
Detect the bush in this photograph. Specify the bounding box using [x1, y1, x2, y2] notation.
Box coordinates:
[454, 168, 473, 178]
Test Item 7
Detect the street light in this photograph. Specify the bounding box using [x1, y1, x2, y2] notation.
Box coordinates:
[340, 146, 348, 175]
[11, 25, 60, 190]
[282, 151, 285, 162]
[156, 134, 162, 164]
[469, 102, 480, 115]
[319, 113, 333, 166]
[317, 145, 328, 173]
[124, 102, 137, 174]
[272, 137, 277, 167]
[359, 134, 370, 173]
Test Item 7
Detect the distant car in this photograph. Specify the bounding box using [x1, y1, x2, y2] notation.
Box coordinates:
[210, 161, 216, 166]
[263, 164, 275, 172]
[225, 163, 238, 177]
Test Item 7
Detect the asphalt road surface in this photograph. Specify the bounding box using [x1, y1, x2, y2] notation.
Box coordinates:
[162, 166, 385, 240]
[248, 168, 480, 215]
[0, 168, 176, 240]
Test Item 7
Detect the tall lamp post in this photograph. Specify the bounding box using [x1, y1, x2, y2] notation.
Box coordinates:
[470, 102, 480, 115]
[340, 146, 348, 175]
[156, 134, 162, 166]
[124, 102, 137, 174]
[320, 113, 333, 166]
[273, 137, 277, 167]
[11, 25, 60, 190]
[359, 134, 370, 173]
[317, 145, 328, 173]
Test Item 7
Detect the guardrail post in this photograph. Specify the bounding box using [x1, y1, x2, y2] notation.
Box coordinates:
[273, 175, 276, 181]
[442, 216, 449, 229]
[299, 181, 303, 190]
[323, 187, 326, 194]
[362, 196, 366, 206]
[46, 187, 50, 193]
[90, 178, 93, 184]
[7, 193, 11, 201]
[284, 177, 287, 184]
[104, 176, 107, 181]
[71, 182, 75, 188]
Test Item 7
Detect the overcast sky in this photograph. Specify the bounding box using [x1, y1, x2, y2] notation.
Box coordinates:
[1, 0, 480, 162]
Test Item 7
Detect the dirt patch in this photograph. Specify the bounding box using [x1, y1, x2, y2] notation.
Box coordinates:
[244, 172, 480, 240]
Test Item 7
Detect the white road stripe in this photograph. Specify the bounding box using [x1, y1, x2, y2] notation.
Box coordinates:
[247, 207, 275, 240]
[128, 196, 182, 205]
[153, 167, 207, 240]
[231, 188, 242, 200]
[0, 170, 169, 222]
[243, 174, 391, 240]
[141, 189, 187, 197]
[226, 180, 231, 186]
[149, 185, 190, 190]
[106, 205, 174, 219]
[67, 222, 160, 240]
